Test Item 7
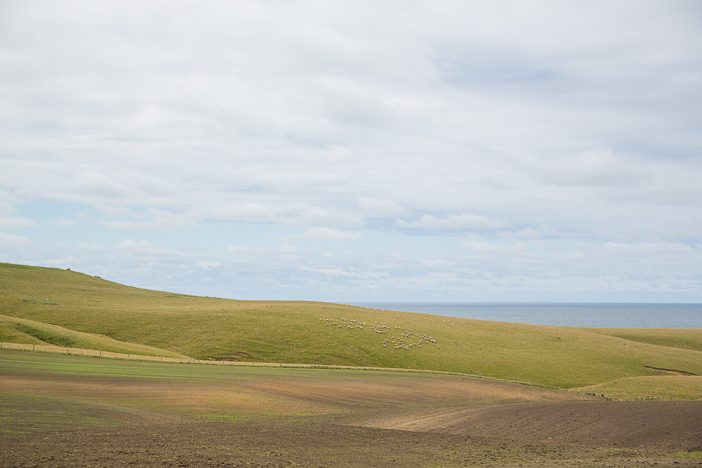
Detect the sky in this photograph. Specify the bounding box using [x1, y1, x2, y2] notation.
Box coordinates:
[1, 0, 701, 302]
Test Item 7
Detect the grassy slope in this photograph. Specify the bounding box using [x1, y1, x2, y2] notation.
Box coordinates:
[0, 314, 187, 358]
[1, 262, 701, 389]
[588, 328, 702, 353]
[576, 376, 702, 401]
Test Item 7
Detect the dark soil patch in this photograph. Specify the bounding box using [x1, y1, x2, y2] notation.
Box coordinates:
[1, 418, 699, 467]
[360, 400, 702, 450]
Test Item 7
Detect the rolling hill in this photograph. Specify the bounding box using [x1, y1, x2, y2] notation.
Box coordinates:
[1, 262, 701, 389]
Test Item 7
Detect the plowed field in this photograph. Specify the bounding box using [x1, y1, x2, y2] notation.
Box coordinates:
[2, 350, 701, 466]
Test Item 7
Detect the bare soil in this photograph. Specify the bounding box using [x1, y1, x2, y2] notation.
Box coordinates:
[357, 400, 702, 448]
[2, 418, 702, 467]
[2, 351, 702, 466]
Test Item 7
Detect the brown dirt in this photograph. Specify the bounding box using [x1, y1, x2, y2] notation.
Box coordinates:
[0, 370, 593, 419]
[357, 400, 702, 449]
[3, 361, 702, 466]
[2, 419, 702, 467]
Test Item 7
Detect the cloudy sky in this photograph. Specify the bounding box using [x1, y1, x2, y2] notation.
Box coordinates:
[1, 0, 701, 302]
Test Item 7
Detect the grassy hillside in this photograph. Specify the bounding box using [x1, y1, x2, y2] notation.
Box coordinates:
[588, 328, 702, 353]
[576, 376, 702, 401]
[0, 314, 187, 358]
[1, 262, 701, 389]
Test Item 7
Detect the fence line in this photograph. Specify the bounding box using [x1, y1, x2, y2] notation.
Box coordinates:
[0, 341, 193, 363]
[0, 341, 458, 375]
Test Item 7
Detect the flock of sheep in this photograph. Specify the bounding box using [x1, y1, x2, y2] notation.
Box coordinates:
[319, 317, 438, 350]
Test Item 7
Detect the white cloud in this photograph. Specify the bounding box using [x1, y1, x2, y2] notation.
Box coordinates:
[1, 1, 701, 300]
[52, 218, 77, 226]
[303, 226, 358, 240]
[461, 237, 526, 255]
[0, 232, 30, 246]
[603, 241, 694, 255]
[497, 226, 555, 239]
[0, 216, 35, 228]
[399, 213, 507, 232]
[116, 239, 153, 250]
[356, 198, 406, 218]
[197, 259, 221, 269]
[0, 201, 36, 228]
[538, 149, 649, 187]
[297, 266, 362, 278]
[102, 208, 194, 229]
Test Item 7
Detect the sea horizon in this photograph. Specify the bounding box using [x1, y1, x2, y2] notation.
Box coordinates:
[349, 301, 702, 328]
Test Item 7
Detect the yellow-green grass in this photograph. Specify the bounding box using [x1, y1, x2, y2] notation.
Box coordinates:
[588, 328, 702, 352]
[1, 262, 701, 389]
[575, 375, 702, 401]
[0, 348, 577, 431]
[673, 451, 702, 459]
[0, 314, 188, 359]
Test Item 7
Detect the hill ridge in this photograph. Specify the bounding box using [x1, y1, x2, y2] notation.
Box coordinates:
[2, 262, 702, 392]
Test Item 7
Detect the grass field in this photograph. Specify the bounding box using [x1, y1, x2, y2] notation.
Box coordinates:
[0, 349, 584, 428]
[1, 262, 701, 393]
[588, 327, 702, 352]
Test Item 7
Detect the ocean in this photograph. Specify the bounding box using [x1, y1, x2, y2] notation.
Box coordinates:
[351, 302, 702, 328]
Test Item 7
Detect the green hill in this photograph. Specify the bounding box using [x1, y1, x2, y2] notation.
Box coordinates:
[1, 262, 701, 389]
